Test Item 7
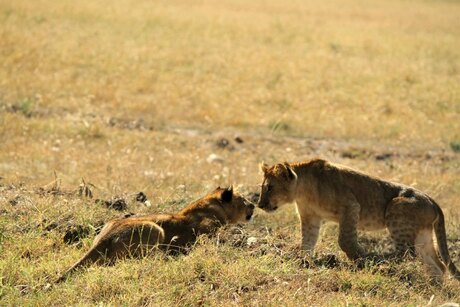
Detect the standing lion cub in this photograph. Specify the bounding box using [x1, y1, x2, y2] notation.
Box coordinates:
[57, 186, 254, 282]
[258, 159, 460, 283]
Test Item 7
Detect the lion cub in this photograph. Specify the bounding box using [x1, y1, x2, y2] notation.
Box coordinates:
[258, 159, 460, 283]
[57, 187, 254, 282]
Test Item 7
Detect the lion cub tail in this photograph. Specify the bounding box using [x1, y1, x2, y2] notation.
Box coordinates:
[55, 241, 109, 283]
[433, 202, 460, 281]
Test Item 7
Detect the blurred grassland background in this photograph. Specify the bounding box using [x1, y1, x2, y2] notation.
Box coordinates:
[2, 0, 460, 142]
[1, 0, 460, 305]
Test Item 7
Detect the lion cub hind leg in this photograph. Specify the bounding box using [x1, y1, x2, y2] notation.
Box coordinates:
[108, 221, 165, 259]
[415, 229, 446, 283]
[127, 222, 165, 257]
[385, 198, 418, 258]
[386, 197, 446, 283]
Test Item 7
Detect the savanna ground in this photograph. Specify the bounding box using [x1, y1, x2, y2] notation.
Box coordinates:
[1, 0, 460, 305]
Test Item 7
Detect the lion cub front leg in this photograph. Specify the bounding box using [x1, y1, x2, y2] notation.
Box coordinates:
[299, 213, 321, 255]
[338, 201, 366, 260]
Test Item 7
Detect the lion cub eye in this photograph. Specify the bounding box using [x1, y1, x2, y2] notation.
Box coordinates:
[267, 185, 273, 192]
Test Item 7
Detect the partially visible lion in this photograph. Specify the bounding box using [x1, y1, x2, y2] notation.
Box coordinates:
[258, 159, 460, 283]
[57, 186, 254, 282]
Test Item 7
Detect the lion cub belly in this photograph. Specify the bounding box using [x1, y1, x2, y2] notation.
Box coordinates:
[314, 209, 386, 231]
[302, 204, 340, 223]
[357, 213, 386, 230]
[304, 203, 386, 231]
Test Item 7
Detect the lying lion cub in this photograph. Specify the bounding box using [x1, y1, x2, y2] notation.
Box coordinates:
[258, 159, 460, 283]
[57, 186, 254, 282]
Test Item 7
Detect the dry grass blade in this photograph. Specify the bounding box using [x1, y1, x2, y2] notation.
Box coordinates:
[77, 178, 96, 199]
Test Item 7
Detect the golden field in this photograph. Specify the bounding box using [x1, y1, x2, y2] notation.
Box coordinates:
[0, 0, 460, 305]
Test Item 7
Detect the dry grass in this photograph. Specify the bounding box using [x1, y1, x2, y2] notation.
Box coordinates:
[1, 0, 460, 305]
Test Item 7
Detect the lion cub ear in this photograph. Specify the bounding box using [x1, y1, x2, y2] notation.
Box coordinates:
[221, 186, 233, 202]
[283, 162, 297, 181]
[259, 162, 270, 174]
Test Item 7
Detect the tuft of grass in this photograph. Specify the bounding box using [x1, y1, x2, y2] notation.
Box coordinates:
[269, 119, 291, 134]
[450, 141, 460, 153]
[13, 97, 35, 117]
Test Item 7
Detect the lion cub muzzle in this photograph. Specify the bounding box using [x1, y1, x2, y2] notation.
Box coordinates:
[257, 201, 278, 212]
[257, 192, 278, 212]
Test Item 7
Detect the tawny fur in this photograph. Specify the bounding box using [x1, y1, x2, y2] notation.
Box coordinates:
[57, 187, 254, 282]
[258, 159, 460, 283]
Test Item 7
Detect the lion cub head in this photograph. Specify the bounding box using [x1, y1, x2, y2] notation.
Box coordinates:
[258, 162, 298, 212]
[209, 186, 255, 223]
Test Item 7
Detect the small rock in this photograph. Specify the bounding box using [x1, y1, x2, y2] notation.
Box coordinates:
[216, 137, 235, 150]
[247, 236, 258, 247]
[207, 153, 224, 163]
[234, 136, 244, 143]
[216, 138, 230, 148]
[135, 192, 147, 203]
[43, 283, 52, 291]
